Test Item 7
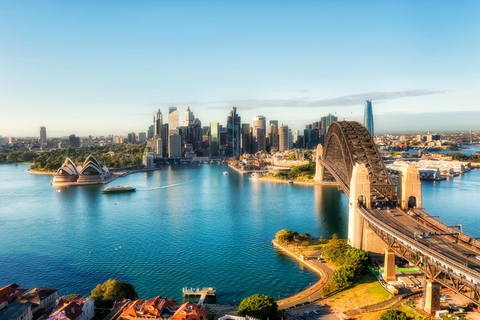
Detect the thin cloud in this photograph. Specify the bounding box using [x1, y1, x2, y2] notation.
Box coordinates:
[213, 89, 447, 110]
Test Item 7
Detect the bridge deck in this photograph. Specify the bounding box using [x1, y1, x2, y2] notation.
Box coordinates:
[366, 207, 480, 274]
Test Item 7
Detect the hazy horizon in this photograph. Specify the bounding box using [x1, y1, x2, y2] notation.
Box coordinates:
[1, 1, 479, 137]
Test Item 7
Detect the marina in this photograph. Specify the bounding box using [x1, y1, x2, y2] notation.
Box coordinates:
[183, 287, 216, 305]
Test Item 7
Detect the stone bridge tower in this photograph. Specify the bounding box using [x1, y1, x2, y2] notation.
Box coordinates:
[315, 144, 324, 182]
[397, 163, 422, 210]
[348, 163, 371, 249]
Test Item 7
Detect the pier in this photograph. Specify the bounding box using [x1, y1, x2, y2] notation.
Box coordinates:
[183, 287, 216, 305]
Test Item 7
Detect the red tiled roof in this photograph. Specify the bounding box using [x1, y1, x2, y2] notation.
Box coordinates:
[55, 301, 83, 320]
[0, 284, 28, 305]
[171, 302, 210, 320]
[118, 297, 178, 320]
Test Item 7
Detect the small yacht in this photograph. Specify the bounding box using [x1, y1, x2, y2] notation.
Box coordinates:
[223, 171, 229, 175]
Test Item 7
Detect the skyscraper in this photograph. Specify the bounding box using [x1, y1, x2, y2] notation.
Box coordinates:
[241, 124, 251, 154]
[210, 122, 220, 157]
[227, 107, 241, 157]
[168, 107, 179, 135]
[364, 100, 374, 136]
[252, 115, 266, 152]
[279, 125, 289, 151]
[269, 123, 278, 151]
[320, 113, 338, 145]
[153, 109, 163, 156]
[39, 126, 47, 146]
[183, 106, 194, 127]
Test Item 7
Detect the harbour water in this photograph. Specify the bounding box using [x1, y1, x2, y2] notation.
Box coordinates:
[0, 163, 478, 303]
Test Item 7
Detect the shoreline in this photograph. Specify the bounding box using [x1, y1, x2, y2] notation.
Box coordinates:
[260, 177, 339, 186]
[272, 240, 333, 309]
[50, 168, 161, 187]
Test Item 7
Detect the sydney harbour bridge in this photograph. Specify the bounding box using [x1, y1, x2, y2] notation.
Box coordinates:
[315, 121, 480, 313]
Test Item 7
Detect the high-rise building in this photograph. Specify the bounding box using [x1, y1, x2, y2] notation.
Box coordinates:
[69, 134, 80, 148]
[293, 130, 299, 144]
[40, 126, 47, 146]
[241, 124, 251, 154]
[269, 123, 278, 151]
[252, 116, 266, 152]
[279, 125, 289, 151]
[168, 107, 179, 135]
[154, 109, 163, 138]
[138, 132, 147, 142]
[210, 122, 220, 157]
[168, 134, 182, 158]
[183, 106, 194, 127]
[148, 125, 154, 139]
[364, 100, 374, 136]
[320, 113, 338, 145]
[128, 132, 136, 144]
[227, 107, 241, 157]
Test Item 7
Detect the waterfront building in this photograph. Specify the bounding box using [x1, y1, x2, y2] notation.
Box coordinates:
[210, 122, 220, 157]
[76, 155, 111, 184]
[138, 132, 147, 142]
[0, 301, 32, 320]
[40, 127, 47, 147]
[118, 296, 177, 320]
[53, 155, 111, 185]
[51, 298, 94, 320]
[227, 107, 241, 157]
[364, 100, 374, 136]
[171, 302, 209, 320]
[18, 288, 59, 320]
[279, 125, 289, 151]
[0, 284, 27, 311]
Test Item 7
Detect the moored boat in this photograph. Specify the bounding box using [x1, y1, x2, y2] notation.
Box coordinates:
[101, 185, 136, 194]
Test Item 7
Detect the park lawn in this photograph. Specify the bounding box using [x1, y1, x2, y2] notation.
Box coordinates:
[324, 272, 393, 313]
[355, 303, 427, 320]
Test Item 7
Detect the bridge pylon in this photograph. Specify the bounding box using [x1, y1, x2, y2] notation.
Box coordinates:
[424, 280, 441, 314]
[315, 144, 324, 182]
[348, 163, 371, 249]
[398, 163, 422, 210]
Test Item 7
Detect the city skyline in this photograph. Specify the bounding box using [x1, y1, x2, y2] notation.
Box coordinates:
[1, 1, 479, 136]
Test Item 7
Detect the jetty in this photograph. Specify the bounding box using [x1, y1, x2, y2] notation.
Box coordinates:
[183, 287, 216, 305]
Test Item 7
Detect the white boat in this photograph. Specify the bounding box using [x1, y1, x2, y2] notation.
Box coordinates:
[223, 171, 229, 175]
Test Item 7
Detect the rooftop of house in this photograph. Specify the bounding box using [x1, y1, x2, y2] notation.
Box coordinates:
[18, 288, 59, 306]
[0, 284, 28, 305]
[54, 301, 84, 320]
[171, 302, 209, 320]
[0, 301, 32, 320]
[118, 297, 177, 320]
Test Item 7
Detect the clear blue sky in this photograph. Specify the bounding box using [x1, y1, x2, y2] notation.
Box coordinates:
[1, 1, 479, 137]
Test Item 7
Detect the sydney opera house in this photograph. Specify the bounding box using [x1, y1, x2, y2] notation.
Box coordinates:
[52, 154, 112, 185]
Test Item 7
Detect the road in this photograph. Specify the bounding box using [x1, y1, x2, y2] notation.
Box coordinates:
[369, 207, 480, 272]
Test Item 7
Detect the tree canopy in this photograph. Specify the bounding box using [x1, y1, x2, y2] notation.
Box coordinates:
[379, 310, 409, 320]
[238, 294, 280, 320]
[90, 279, 138, 305]
[275, 229, 294, 243]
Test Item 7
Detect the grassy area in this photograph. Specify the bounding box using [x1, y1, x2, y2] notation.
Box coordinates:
[324, 272, 393, 313]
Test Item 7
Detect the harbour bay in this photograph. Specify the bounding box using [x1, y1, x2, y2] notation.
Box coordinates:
[0, 163, 479, 304]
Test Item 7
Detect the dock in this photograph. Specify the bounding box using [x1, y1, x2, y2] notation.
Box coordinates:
[183, 287, 216, 305]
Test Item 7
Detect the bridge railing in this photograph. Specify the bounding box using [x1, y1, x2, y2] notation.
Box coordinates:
[359, 207, 480, 285]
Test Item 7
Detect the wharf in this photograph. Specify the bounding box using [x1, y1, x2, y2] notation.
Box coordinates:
[183, 287, 216, 305]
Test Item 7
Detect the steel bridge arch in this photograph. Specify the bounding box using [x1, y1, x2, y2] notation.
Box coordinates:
[318, 121, 396, 202]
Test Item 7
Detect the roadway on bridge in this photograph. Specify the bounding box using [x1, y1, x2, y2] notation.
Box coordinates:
[369, 207, 480, 272]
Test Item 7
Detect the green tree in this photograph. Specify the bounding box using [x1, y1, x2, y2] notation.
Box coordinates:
[238, 294, 280, 320]
[379, 310, 409, 320]
[275, 229, 294, 244]
[90, 279, 138, 306]
[332, 265, 357, 287]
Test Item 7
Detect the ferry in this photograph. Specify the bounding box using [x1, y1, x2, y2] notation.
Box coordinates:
[101, 185, 136, 194]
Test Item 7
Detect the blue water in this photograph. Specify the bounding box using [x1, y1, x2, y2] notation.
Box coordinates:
[0, 164, 348, 303]
[1, 164, 478, 303]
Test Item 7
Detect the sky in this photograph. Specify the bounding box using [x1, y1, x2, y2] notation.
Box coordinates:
[1, 1, 479, 137]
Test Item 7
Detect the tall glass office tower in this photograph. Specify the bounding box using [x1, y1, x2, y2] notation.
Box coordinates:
[364, 100, 374, 136]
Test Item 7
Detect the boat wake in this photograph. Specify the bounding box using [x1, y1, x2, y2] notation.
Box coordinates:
[136, 180, 193, 191]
